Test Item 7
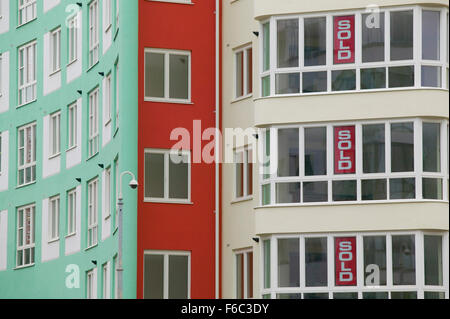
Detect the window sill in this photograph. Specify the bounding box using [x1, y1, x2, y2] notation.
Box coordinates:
[87, 61, 99, 72]
[113, 127, 119, 138]
[104, 118, 112, 126]
[144, 199, 193, 205]
[105, 23, 112, 33]
[14, 263, 35, 270]
[66, 145, 78, 152]
[231, 196, 253, 204]
[87, 152, 99, 161]
[48, 152, 61, 160]
[85, 243, 98, 251]
[105, 214, 111, 220]
[65, 232, 77, 239]
[16, 181, 36, 189]
[17, 99, 37, 109]
[67, 58, 78, 68]
[17, 18, 37, 28]
[113, 226, 118, 235]
[49, 68, 61, 77]
[47, 237, 60, 244]
[231, 94, 253, 104]
[144, 97, 193, 105]
[114, 27, 119, 41]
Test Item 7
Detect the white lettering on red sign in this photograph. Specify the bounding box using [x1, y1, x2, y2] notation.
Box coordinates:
[334, 126, 355, 174]
[335, 237, 357, 286]
[334, 16, 355, 64]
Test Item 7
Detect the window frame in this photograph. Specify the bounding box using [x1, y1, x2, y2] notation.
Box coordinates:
[86, 269, 95, 299]
[104, 167, 111, 219]
[260, 231, 449, 299]
[144, 149, 192, 204]
[87, 178, 99, 248]
[67, 14, 78, 64]
[259, 118, 449, 207]
[17, 41, 37, 107]
[67, 102, 78, 150]
[67, 188, 77, 236]
[88, 0, 99, 68]
[48, 195, 60, 242]
[17, 122, 36, 187]
[49, 111, 61, 158]
[105, 73, 112, 124]
[88, 88, 99, 158]
[260, 6, 449, 98]
[50, 27, 61, 74]
[144, 48, 192, 104]
[16, 204, 35, 268]
[234, 248, 254, 299]
[234, 44, 253, 100]
[233, 146, 253, 201]
[18, 0, 37, 27]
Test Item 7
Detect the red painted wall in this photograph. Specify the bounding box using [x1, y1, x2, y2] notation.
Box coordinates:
[137, 0, 218, 299]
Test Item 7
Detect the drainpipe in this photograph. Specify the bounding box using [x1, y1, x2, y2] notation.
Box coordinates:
[215, 0, 220, 300]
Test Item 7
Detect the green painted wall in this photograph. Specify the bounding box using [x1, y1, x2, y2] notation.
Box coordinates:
[0, 0, 138, 298]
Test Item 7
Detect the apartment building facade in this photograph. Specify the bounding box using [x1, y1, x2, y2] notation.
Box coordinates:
[0, 0, 139, 298]
[222, 0, 449, 299]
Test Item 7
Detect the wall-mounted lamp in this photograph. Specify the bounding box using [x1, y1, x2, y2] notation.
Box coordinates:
[98, 164, 104, 169]
[253, 31, 259, 37]
[252, 237, 260, 243]
[75, 178, 81, 183]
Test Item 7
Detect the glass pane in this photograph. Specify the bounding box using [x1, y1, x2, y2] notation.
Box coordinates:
[277, 128, 299, 177]
[145, 52, 164, 98]
[276, 183, 300, 204]
[262, 184, 271, 205]
[391, 291, 417, 299]
[303, 181, 328, 203]
[236, 254, 243, 298]
[246, 150, 253, 196]
[423, 178, 443, 200]
[263, 240, 271, 289]
[263, 23, 270, 72]
[277, 19, 299, 68]
[304, 293, 328, 299]
[391, 122, 414, 172]
[277, 293, 301, 299]
[363, 124, 385, 173]
[143, 254, 164, 299]
[236, 51, 244, 97]
[363, 292, 388, 299]
[305, 237, 327, 287]
[333, 292, 358, 299]
[422, 11, 440, 60]
[246, 252, 253, 298]
[362, 12, 385, 62]
[168, 255, 189, 299]
[332, 180, 356, 201]
[388, 66, 414, 88]
[302, 71, 327, 93]
[332, 70, 356, 91]
[390, 178, 415, 199]
[261, 76, 270, 97]
[424, 292, 445, 299]
[278, 238, 300, 287]
[424, 235, 443, 286]
[169, 154, 189, 199]
[304, 127, 327, 176]
[423, 122, 441, 172]
[276, 73, 300, 94]
[304, 17, 326, 66]
[361, 68, 386, 90]
[235, 153, 244, 198]
[169, 54, 189, 100]
[392, 235, 416, 285]
[362, 179, 387, 200]
[364, 236, 387, 286]
[390, 11, 414, 61]
[422, 66, 442, 87]
[145, 153, 164, 198]
[263, 130, 271, 179]
[246, 48, 253, 95]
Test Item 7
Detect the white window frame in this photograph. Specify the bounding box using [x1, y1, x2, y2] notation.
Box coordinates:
[49, 111, 61, 157]
[234, 248, 254, 299]
[0, 53, 3, 97]
[115, 0, 119, 30]
[67, 188, 77, 236]
[50, 27, 61, 74]
[0, 131, 2, 174]
[104, 0, 112, 31]
[18, 0, 37, 26]
[88, 0, 99, 68]
[114, 157, 119, 229]
[143, 250, 191, 299]
[105, 167, 111, 218]
[88, 88, 99, 158]
[260, 118, 449, 207]
[115, 61, 119, 129]
[144, 48, 192, 104]
[68, 15, 78, 64]
[86, 269, 95, 299]
[233, 146, 253, 201]
[234, 45, 253, 100]
[68, 102, 77, 149]
[48, 195, 60, 242]
[260, 231, 449, 299]
[143, 149, 191, 204]
[260, 6, 449, 98]
[17, 122, 36, 187]
[87, 178, 98, 248]
[18, 41, 37, 107]
[105, 73, 112, 124]
[102, 262, 110, 299]
[16, 204, 35, 268]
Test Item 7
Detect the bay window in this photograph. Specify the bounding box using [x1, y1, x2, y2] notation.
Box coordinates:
[260, 119, 448, 206]
[261, 6, 449, 97]
[261, 231, 448, 299]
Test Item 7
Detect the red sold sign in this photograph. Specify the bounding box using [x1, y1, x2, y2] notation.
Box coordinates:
[334, 16, 355, 64]
[335, 237, 357, 286]
[334, 126, 355, 174]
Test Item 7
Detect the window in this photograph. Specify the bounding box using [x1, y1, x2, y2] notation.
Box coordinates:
[17, 122, 36, 186]
[105, 0, 112, 29]
[144, 49, 191, 103]
[234, 147, 253, 200]
[260, 119, 448, 206]
[68, 102, 77, 149]
[49, 111, 61, 157]
[86, 270, 95, 299]
[143, 251, 190, 299]
[114, 157, 119, 228]
[18, 0, 36, 26]
[235, 250, 253, 299]
[105, 74, 112, 123]
[50, 28, 61, 73]
[115, 0, 119, 30]
[0, 132, 2, 174]
[88, 88, 99, 157]
[102, 263, 110, 299]
[68, 15, 78, 63]
[115, 61, 119, 129]
[18, 41, 37, 106]
[16, 204, 35, 267]
[144, 149, 190, 203]
[87, 178, 98, 248]
[0, 54, 3, 97]
[89, 0, 99, 67]
[261, 6, 450, 97]
[235, 46, 253, 99]
[262, 231, 448, 299]
[67, 188, 77, 235]
[105, 167, 111, 218]
[48, 196, 60, 241]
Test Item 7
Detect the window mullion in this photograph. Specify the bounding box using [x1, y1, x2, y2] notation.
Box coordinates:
[356, 124, 363, 201]
[414, 7, 422, 88]
[386, 234, 393, 288]
[299, 235, 305, 289]
[415, 119, 423, 200]
[164, 254, 169, 299]
[165, 53, 170, 99]
[269, 17, 276, 96]
[326, 125, 333, 203]
[416, 232, 425, 299]
[164, 153, 169, 200]
[327, 236, 334, 291]
[326, 15, 332, 92]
